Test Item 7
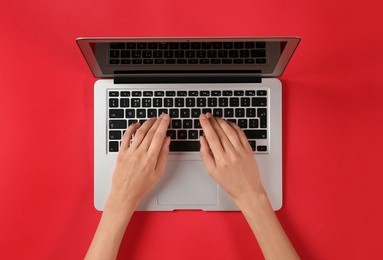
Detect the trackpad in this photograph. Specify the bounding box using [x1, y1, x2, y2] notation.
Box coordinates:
[157, 161, 218, 206]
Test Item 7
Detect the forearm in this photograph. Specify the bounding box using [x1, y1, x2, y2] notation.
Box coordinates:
[236, 192, 299, 260]
[85, 198, 137, 260]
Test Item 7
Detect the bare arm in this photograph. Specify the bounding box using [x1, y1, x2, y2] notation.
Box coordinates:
[85, 114, 171, 260]
[199, 113, 299, 260]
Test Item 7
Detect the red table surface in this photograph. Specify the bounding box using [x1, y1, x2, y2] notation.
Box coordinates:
[1, 0, 383, 259]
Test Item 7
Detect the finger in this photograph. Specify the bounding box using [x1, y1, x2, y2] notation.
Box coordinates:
[199, 113, 224, 156]
[205, 113, 232, 151]
[154, 136, 171, 176]
[147, 113, 171, 155]
[199, 135, 216, 174]
[130, 118, 157, 149]
[228, 121, 254, 153]
[215, 117, 243, 148]
[120, 122, 141, 151]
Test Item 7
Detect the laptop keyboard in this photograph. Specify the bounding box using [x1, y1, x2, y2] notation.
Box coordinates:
[108, 41, 267, 66]
[108, 89, 268, 153]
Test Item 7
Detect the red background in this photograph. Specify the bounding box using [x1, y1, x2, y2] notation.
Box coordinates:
[1, 0, 383, 259]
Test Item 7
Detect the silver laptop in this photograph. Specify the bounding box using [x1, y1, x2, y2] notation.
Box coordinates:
[77, 36, 300, 211]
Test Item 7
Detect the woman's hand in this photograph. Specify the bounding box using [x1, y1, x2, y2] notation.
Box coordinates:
[199, 113, 265, 205]
[108, 114, 171, 210]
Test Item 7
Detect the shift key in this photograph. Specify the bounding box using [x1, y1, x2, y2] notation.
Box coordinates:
[109, 120, 127, 129]
[244, 130, 267, 139]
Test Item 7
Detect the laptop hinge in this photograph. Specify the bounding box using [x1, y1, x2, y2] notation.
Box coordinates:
[113, 75, 262, 84]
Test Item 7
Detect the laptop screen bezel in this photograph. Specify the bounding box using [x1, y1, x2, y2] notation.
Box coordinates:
[76, 36, 300, 79]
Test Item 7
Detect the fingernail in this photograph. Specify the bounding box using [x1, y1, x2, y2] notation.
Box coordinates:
[200, 113, 206, 120]
[160, 113, 170, 120]
[206, 113, 213, 118]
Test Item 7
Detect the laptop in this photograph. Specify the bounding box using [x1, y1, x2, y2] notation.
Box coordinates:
[77, 36, 300, 211]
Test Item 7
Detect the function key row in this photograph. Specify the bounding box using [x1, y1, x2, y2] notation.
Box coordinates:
[108, 90, 267, 97]
[110, 41, 266, 50]
[109, 49, 266, 59]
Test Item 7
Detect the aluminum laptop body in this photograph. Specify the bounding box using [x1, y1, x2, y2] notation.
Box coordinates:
[77, 36, 300, 211]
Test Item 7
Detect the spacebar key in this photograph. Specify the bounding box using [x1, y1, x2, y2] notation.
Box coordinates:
[169, 141, 201, 151]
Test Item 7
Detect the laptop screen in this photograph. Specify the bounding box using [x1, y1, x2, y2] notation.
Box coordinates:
[77, 37, 300, 79]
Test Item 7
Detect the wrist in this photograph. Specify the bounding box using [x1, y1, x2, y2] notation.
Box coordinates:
[234, 188, 271, 213]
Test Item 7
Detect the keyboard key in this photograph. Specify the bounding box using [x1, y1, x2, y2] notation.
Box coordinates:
[213, 108, 223, 117]
[155, 91, 165, 96]
[166, 91, 176, 96]
[167, 130, 176, 139]
[241, 97, 251, 106]
[245, 42, 255, 49]
[249, 119, 259, 128]
[208, 98, 217, 107]
[212, 42, 223, 49]
[169, 141, 200, 151]
[252, 97, 267, 106]
[109, 91, 119, 97]
[234, 42, 244, 49]
[164, 98, 174, 107]
[246, 108, 256, 117]
[109, 131, 122, 140]
[128, 119, 138, 126]
[175, 98, 184, 107]
[136, 109, 146, 118]
[235, 108, 245, 117]
[197, 98, 207, 107]
[249, 140, 256, 151]
[191, 42, 201, 49]
[194, 119, 202, 128]
[172, 119, 182, 128]
[109, 109, 124, 118]
[219, 97, 229, 107]
[224, 108, 234, 117]
[257, 146, 268, 152]
[131, 98, 141, 107]
[237, 119, 247, 128]
[185, 98, 196, 107]
[143, 91, 153, 96]
[142, 98, 151, 107]
[191, 109, 201, 118]
[256, 42, 266, 48]
[109, 98, 119, 107]
[153, 98, 162, 107]
[110, 43, 125, 49]
[120, 98, 129, 107]
[126, 109, 135, 118]
[183, 119, 193, 128]
[109, 120, 127, 129]
[137, 43, 147, 49]
[230, 97, 239, 107]
[148, 109, 157, 117]
[256, 59, 267, 64]
[109, 141, 119, 152]
[177, 90, 188, 97]
[244, 130, 267, 139]
[189, 130, 199, 139]
[126, 43, 136, 49]
[258, 108, 267, 128]
[169, 109, 179, 118]
[178, 130, 188, 139]
[158, 108, 168, 115]
[257, 90, 267, 96]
